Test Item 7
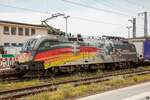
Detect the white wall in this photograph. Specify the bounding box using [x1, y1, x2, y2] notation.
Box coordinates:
[36, 28, 48, 35]
[0, 25, 3, 46]
[0, 24, 48, 46]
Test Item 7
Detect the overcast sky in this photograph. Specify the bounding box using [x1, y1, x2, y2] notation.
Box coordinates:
[0, 0, 150, 38]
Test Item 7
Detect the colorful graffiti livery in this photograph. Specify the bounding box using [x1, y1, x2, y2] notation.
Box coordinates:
[16, 35, 138, 72]
[34, 46, 99, 69]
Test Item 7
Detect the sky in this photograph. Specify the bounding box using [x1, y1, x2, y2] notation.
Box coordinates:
[0, 0, 150, 38]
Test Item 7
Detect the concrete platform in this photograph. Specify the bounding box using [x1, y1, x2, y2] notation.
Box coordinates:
[77, 82, 150, 100]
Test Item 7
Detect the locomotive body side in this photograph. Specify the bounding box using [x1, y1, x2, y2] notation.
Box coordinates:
[16, 35, 138, 73]
[34, 40, 101, 69]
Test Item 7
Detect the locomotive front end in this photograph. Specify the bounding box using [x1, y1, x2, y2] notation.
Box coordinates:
[19, 38, 37, 62]
[14, 37, 38, 71]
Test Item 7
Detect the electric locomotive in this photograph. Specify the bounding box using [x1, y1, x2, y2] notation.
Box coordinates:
[13, 34, 138, 76]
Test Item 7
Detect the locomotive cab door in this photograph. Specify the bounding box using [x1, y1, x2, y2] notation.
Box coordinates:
[73, 42, 80, 55]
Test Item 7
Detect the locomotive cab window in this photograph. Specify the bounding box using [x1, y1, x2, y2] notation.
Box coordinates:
[22, 39, 37, 51]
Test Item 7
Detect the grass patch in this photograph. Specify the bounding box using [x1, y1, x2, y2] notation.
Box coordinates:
[0, 66, 150, 92]
[0, 70, 104, 91]
[25, 84, 108, 100]
[25, 74, 150, 100]
[0, 79, 41, 91]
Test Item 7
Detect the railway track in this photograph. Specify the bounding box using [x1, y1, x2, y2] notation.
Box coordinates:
[0, 66, 149, 83]
[0, 68, 150, 99]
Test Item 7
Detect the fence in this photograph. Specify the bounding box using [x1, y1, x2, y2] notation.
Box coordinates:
[0, 47, 21, 68]
[0, 54, 18, 68]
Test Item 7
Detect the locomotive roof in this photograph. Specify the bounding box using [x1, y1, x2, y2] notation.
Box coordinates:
[29, 35, 58, 40]
[29, 35, 128, 44]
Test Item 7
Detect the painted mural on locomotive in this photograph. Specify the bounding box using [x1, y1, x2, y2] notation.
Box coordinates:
[18, 35, 138, 70]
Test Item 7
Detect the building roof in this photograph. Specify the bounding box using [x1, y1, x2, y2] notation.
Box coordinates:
[0, 20, 47, 28]
[129, 36, 150, 39]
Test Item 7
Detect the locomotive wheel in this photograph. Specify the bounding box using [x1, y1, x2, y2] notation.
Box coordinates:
[112, 64, 117, 70]
[89, 64, 99, 71]
[51, 67, 59, 75]
[75, 65, 81, 72]
[68, 66, 75, 73]
[44, 69, 55, 77]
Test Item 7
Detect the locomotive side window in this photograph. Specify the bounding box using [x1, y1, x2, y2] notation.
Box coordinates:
[38, 40, 58, 50]
[39, 41, 50, 50]
[45, 42, 50, 47]
[78, 42, 88, 46]
[130, 44, 136, 52]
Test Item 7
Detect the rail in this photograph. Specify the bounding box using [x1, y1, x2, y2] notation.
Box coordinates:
[0, 68, 149, 99]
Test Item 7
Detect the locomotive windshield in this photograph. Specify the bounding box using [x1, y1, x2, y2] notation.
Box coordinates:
[22, 39, 37, 51]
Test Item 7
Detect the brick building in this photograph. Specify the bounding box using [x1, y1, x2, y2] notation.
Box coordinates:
[0, 20, 48, 47]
